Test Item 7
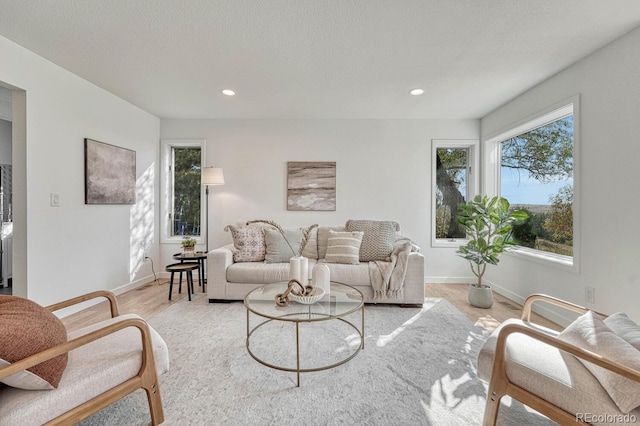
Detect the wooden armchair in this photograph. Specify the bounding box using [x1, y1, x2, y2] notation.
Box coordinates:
[0, 290, 167, 425]
[478, 294, 640, 425]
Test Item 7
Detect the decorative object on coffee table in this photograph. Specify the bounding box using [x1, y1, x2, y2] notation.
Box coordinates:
[274, 279, 315, 307]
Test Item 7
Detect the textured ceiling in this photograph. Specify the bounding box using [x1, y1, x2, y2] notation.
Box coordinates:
[1, 1, 640, 119]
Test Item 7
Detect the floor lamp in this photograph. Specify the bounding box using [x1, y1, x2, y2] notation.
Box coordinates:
[201, 167, 225, 254]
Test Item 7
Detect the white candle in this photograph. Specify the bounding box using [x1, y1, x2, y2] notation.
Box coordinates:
[289, 257, 301, 282]
[299, 256, 309, 284]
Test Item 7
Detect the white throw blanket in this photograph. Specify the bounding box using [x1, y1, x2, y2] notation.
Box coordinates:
[369, 238, 419, 299]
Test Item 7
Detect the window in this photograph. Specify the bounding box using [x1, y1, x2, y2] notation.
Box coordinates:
[161, 139, 205, 243]
[432, 139, 479, 247]
[485, 98, 578, 268]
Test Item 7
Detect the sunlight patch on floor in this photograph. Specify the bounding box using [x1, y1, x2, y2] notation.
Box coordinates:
[376, 298, 442, 347]
[475, 314, 501, 332]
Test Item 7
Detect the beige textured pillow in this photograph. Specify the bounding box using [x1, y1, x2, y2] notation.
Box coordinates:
[0, 296, 68, 390]
[558, 310, 640, 413]
[345, 220, 399, 261]
[227, 225, 266, 262]
[324, 230, 364, 265]
[605, 312, 640, 350]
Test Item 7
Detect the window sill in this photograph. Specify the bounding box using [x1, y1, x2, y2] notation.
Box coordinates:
[505, 246, 576, 273]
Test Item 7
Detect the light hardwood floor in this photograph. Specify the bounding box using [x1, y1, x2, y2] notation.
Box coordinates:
[61, 279, 561, 333]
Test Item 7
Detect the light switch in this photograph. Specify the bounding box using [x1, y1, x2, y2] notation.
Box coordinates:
[50, 193, 60, 207]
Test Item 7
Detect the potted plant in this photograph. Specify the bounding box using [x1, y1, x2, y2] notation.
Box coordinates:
[181, 236, 197, 255]
[456, 195, 528, 308]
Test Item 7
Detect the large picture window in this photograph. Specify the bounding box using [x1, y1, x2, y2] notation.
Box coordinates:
[485, 99, 578, 268]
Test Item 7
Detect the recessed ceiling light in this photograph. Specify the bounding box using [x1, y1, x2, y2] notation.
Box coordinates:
[409, 88, 424, 96]
[221, 89, 236, 96]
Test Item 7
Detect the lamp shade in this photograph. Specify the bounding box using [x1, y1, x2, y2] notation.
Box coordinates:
[202, 167, 225, 185]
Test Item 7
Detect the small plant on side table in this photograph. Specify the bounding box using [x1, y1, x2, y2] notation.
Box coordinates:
[456, 195, 528, 308]
[181, 237, 197, 254]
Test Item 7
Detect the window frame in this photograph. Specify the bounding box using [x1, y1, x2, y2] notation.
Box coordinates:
[482, 95, 580, 273]
[431, 139, 479, 248]
[160, 139, 206, 245]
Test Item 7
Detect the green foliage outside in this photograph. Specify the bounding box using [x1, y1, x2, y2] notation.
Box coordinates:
[173, 148, 201, 236]
[436, 115, 574, 257]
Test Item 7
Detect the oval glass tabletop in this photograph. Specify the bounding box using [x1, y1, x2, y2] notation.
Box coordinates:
[244, 281, 363, 321]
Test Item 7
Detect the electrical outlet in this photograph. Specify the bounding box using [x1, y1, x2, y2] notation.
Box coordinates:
[585, 286, 595, 304]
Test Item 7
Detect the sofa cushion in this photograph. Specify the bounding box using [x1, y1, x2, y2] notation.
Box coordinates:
[227, 260, 317, 284]
[605, 312, 640, 350]
[477, 318, 638, 424]
[324, 230, 364, 265]
[228, 225, 266, 262]
[0, 296, 68, 390]
[323, 261, 371, 286]
[264, 228, 302, 263]
[346, 220, 399, 261]
[558, 310, 640, 413]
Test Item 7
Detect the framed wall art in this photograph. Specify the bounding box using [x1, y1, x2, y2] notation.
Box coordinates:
[287, 161, 336, 211]
[84, 138, 136, 205]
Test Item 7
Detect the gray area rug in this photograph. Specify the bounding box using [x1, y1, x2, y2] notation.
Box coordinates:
[80, 296, 555, 425]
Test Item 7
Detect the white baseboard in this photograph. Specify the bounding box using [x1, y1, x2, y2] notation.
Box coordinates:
[489, 281, 574, 327]
[425, 276, 473, 284]
[111, 274, 160, 295]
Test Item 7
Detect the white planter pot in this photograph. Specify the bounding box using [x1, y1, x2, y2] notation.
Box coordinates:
[468, 284, 494, 308]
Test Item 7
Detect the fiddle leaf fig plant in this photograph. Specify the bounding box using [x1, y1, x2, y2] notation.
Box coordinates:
[456, 195, 529, 288]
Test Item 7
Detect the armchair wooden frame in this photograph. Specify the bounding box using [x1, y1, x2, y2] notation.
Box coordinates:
[0, 290, 164, 425]
[483, 293, 640, 426]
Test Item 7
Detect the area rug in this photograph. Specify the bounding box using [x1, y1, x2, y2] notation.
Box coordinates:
[80, 296, 555, 425]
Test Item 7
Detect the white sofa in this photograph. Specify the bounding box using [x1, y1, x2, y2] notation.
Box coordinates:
[207, 223, 425, 306]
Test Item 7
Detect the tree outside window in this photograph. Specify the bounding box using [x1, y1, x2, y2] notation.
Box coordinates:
[172, 147, 201, 236]
[500, 114, 574, 257]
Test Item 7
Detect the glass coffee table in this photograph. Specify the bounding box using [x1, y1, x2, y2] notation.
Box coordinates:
[244, 281, 364, 386]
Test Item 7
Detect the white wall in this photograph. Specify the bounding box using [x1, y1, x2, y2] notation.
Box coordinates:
[481, 26, 640, 323]
[0, 35, 160, 306]
[160, 119, 479, 274]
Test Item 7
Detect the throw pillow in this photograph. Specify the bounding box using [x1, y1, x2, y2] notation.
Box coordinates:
[227, 225, 266, 262]
[300, 225, 319, 260]
[605, 312, 640, 350]
[324, 230, 364, 265]
[345, 220, 399, 262]
[0, 296, 68, 390]
[558, 310, 640, 413]
[264, 228, 303, 263]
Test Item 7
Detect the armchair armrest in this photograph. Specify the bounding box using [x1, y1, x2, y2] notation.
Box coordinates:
[521, 293, 606, 323]
[0, 316, 164, 425]
[0, 317, 153, 381]
[46, 290, 120, 318]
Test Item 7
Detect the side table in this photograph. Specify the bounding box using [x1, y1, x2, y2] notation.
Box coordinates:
[172, 252, 208, 291]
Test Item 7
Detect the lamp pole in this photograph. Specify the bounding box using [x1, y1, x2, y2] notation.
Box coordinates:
[201, 167, 225, 254]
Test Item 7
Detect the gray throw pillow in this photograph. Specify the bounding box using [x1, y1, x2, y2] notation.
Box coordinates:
[346, 220, 399, 262]
[264, 228, 303, 263]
